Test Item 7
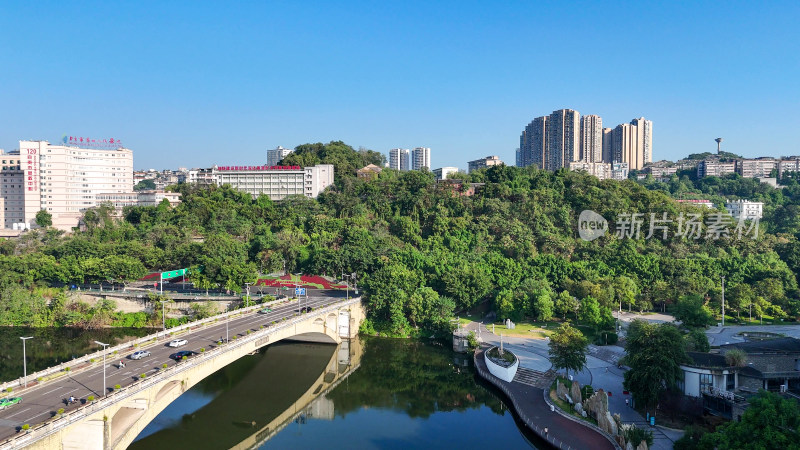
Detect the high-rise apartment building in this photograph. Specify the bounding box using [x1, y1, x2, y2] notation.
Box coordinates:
[389, 148, 410, 171]
[1, 140, 134, 230]
[519, 116, 548, 169]
[580, 115, 603, 163]
[546, 109, 580, 171]
[602, 127, 613, 163]
[411, 147, 431, 171]
[611, 118, 653, 170]
[266, 146, 293, 166]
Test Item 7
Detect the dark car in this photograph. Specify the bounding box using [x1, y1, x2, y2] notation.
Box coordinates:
[170, 350, 196, 360]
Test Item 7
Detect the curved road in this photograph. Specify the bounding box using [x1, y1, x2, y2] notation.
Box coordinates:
[0, 293, 346, 442]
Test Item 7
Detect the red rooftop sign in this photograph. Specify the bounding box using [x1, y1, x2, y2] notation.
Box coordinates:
[62, 135, 123, 149]
[216, 165, 302, 171]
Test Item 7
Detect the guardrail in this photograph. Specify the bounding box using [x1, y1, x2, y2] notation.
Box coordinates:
[1, 297, 298, 395]
[0, 297, 361, 450]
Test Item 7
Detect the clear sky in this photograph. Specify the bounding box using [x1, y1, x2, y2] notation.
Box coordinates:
[1, 1, 798, 170]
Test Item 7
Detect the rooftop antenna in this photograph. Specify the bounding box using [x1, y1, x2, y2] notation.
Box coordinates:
[715, 138, 723, 155]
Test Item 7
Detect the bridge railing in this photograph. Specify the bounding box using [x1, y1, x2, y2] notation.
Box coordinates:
[0, 296, 302, 395]
[0, 297, 361, 450]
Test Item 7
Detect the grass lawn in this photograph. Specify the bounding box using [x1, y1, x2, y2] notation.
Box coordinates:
[489, 320, 563, 339]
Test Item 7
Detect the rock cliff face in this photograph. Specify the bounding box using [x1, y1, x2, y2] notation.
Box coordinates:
[583, 388, 609, 419]
[556, 379, 573, 404]
[570, 380, 582, 403]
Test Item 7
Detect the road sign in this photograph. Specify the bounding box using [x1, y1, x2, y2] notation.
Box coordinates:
[160, 268, 189, 280]
[295, 288, 306, 296]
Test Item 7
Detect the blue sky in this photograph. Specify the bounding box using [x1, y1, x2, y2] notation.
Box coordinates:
[1, 1, 798, 170]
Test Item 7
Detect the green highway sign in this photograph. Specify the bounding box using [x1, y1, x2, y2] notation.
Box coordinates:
[160, 268, 188, 280]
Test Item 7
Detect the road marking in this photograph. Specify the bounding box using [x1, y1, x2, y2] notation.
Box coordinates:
[5, 407, 31, 418]
[42, 387, 63, 395]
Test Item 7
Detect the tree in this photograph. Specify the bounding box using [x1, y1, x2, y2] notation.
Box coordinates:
[579, 296, 601, 328]
[622, 320, 689, 414]
[673, 294, 714, 328]
[700, 391, 800, 449]
[555, 290, 578, 320]
[684, 328, 710, 352]
[724, 348, 747, 367]
[134, 179, 156, 190]
[35, 209, 52, 228]
[548, 323, 588, 379]
[533, 292, 554, 321]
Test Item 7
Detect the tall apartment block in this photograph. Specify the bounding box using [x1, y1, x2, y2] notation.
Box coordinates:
[411, 147, 431, 171]
[266, 146, 293, 166]
[389, 148, 410, 171]
[602, 127, 613, 163]
[547, 109, 580, 171]
[1, 140, 133, 230]
[580, 115, 603, 163]
[519, 116, 548, 169]
[611, 118, 652, 170]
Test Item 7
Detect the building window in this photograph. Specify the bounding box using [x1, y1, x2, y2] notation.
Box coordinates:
[700, 374, 713, 394]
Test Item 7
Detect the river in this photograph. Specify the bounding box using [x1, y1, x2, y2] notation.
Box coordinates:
[0, 328, 540, 449]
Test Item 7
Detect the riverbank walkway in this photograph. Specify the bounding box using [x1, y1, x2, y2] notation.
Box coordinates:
[474, 348, 618, 450]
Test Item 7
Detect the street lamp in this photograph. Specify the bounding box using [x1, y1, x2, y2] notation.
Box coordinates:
[20, 337, 33, 388]
[245, 282, 252, 307]
[94, 341, 109, 397]
[721, 275, 726, 327]
[159, 299, 167, 331]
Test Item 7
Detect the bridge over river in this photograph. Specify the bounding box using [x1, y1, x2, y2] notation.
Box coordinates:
[0, 295, 364, 450]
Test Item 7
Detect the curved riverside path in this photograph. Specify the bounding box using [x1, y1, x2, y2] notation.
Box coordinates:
[474, 348, 618, 450]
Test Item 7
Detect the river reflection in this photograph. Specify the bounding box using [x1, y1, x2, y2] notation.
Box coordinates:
[131, 337, 539, 449]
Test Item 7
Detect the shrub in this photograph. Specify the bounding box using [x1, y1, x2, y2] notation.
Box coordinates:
[6, 387, 12, 393]
[200, 347, 205, 353]
[64, 367, 70, 372]
[182, 356, 187, 361]
[140, 373, 146, 379]
[87, 395, 95, 402]
[113, 350, 118, 355]
[233, 335, 238, 340]
[36, 377, 42, 382]
[725, 348, 747, 367]
[466, 331, 480, 350]
[57, 408, 65, 415]
[162, 363, 168, 369]
[21, 424, 30, 431]
[89, 358, 96, 363]
[217, 340, 223, 345]
[581, 385, 595, 401]
[622, 425, 653, 448]
[114, 384, 121, 390]
[246, 329, 251, 335]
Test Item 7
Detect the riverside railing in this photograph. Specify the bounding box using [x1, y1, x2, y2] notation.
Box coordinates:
[0, 297, 360, 450]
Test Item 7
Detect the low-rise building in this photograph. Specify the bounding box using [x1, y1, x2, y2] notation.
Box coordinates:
[679, 338, 800, 420]
[777, 158, 800, 178]
[357, 164, 382, 180]
[213, 164, 334, 200]
[737, 158, 777, 178]
[467, 156, 503, 173]
[611, 162, 629, 180]
[676, 199, 715, 209]
[568, 161, 611, 180]
[725, 199, 764, 220]
[433, 167, 460, 180]
[697, 159, 736, 178]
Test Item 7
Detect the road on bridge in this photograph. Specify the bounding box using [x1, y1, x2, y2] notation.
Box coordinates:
[0, 292, 347, 442]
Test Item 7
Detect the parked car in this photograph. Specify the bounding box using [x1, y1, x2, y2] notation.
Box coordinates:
[170, 350, 196, 360]
[168, 339, 188, 347]
[258, 307, 272, 314]
[130, 350, 151, 360]
[0, 397, 22, 410]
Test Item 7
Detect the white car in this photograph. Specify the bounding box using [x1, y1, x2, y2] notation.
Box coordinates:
[130, 350, 151, 360]
[168, 339, 188, 347]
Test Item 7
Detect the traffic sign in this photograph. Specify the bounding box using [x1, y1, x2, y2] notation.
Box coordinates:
[295, 288, 306, 296]
[160, 268, 189, 280]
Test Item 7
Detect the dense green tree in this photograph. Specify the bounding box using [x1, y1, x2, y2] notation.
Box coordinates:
[622, 320, 690, 414]
[700, 390, 800, 449]
[35, 209, 53, 228]
[673, 294, 714, 328]
[579, 296, 601, 328]
[548, 323, 588, 379]
[555, 290, 578, 320]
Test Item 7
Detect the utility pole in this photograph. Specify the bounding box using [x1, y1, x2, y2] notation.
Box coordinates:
[721, 275, 726, 326]
[20, 337, 33, 388]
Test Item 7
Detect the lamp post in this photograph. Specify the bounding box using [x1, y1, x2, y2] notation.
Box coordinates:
[20, 337, 33, 388]
[721, 275, 726, 326]
[245, 282, 252, 307]
[159, 299, 167, 331]
[94, 341, 109, 397]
